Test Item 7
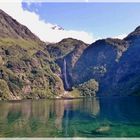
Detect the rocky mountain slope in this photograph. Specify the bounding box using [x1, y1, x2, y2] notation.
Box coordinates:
[0, 9, 64, 100]
[0, 9, 41, 41]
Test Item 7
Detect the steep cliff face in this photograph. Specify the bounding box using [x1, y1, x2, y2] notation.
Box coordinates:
[59, 27, 140, 96]
[103, 26, 140, 95]
[45, 38, 88, 90]
[49, 38, 88, 90]
[71, 39, 128, 85]
[61, 38, 128, 94]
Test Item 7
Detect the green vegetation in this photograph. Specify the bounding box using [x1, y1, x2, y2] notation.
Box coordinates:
[0, 38, 43, 51]
[0, 33, 95, 100]
[46, 38, 86, 59]
[69, 88, 81, 97]
[0, 37, 64, 100]
[0, 36, 99, 100]
[0, 79, 12, 100]
[77, 79, 99, 96]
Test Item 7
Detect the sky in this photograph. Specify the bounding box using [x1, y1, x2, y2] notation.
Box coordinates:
[0, 1, 140, 43]
[22, 3, 140, 37]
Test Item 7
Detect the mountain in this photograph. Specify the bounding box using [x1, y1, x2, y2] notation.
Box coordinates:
[0, 9, 64, 100]
[0, 9, 140, 100]
[125, 26, 140, 40]
[58, 27, 140, 96]
[51, 25, 64, 30]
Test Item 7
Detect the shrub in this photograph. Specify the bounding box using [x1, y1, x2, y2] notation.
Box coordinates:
[0, 79, 11, 100]
[78, 79, 99, 96]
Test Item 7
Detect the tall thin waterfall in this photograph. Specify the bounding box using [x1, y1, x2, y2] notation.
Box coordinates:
[63, 59, 70, 89]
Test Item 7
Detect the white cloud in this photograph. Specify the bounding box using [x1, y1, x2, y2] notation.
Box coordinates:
[0, 1, 95, 43]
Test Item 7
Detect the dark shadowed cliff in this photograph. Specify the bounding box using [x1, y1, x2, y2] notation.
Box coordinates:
[56, 27, 140, 96]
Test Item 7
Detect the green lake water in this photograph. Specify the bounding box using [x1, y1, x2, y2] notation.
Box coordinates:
[0, 97, 140, 137]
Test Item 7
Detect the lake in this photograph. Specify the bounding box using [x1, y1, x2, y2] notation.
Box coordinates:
[0, 97, 140, 137]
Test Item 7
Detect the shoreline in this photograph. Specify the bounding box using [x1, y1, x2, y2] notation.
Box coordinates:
[0, 95, 139, 103]
[8, 96, 85, 102]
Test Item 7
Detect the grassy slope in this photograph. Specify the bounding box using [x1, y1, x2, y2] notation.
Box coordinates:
[0, 37, 64, 100]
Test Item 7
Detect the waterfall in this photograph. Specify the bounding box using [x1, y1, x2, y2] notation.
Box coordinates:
[63, 59, 70, 89]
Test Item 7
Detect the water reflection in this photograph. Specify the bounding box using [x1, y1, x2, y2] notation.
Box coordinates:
[80, 98, 100, 117]
[0, 97, 140, 137]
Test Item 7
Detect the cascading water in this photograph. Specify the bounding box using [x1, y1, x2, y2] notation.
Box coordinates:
[63, 59, 70, 90]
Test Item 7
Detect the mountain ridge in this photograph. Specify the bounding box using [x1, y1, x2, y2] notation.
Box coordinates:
[0, 9, 42, 43]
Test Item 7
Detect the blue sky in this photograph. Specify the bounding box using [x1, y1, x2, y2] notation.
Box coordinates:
[22, 3, 140, 39]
